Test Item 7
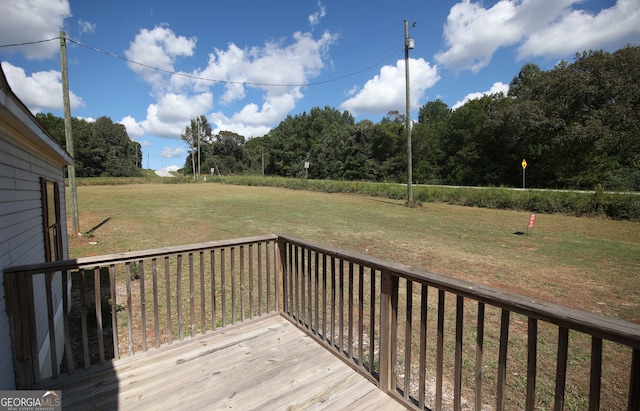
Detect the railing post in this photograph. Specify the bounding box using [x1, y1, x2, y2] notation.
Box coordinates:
[630, 348, 640, 411]
[276, 238, 287, 314]
[4, 272, 36, 388]
[379, 269, 398, 393]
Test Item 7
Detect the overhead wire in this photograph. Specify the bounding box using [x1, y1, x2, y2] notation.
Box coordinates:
[0, 37, 59, 48]
[0, 35, 403, 88]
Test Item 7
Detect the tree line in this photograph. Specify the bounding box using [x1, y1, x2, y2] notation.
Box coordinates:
[36, 46, 638, 190]
[37, 113, 142, 178]
[186, 45, 639, 191]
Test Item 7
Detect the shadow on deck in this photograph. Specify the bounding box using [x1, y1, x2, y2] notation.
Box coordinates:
[39, 314, 405, 410]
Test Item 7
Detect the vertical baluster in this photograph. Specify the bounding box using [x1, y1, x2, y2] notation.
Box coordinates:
[62, 270, 74, 373]
[257, 243, 263, 316]
[369, 268, 376, 376]
[588, 336, 602, 411]
[176, 254, 183, 340]
[404, 280, 413, 400]
[526, 318, 538, 411]
[221, 249, 226, 328]
[629, 348, 640, 411]
[339, 259, 344, 352]
[45, 272, 58, 377]
[554, 327, 569, 411]
[475, 302, 485, 411]
[390, 273, 399, 392]
[348, 262, 354, 360]
[314, 251, 320, 334]
[164, 256, 172, 344]
[299, 246, 304, 324]
[80, 269, 90, 367]
[266, 242, 271, 312]
[358, 265, 364, 367]
[200, 251, 205, 333]
[240, 246, 245, 323]
[436, 289, 445, 410]
[109, 265, 119, 360]
[322, 254, 328, 341]
[249, 244, 254, 319]
[211, 249, 217, 331]
[139, 261, 147, 350]
[331, 256, 337, 349]
[125, 263, 133, 354]
[496, 309, 510, 411]
[454, 295, 464, 411]
[189, 253, 195, 337]
[231, 247, 236, 324]
[152, 258, 160, 347]
[418, 284, 428, 410]
[308, 249, 313, 329]
[94, 267, 105, 364]
[287, 244, 293, 316]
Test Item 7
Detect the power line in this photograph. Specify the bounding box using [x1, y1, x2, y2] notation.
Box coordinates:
[65, 36, 402, 87]
[0, 35, 401, 88]
[0, 37, 59, 48]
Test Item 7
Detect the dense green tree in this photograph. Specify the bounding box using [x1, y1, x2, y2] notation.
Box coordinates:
[502, 45, 640, 189]
[36, 113, 141, 177]
[371, 114, 406, 182]
[412, 100, 451, 184]
[39, 45, 640, 189]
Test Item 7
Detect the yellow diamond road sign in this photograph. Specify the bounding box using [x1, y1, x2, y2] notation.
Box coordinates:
[522, 159, 527, 169]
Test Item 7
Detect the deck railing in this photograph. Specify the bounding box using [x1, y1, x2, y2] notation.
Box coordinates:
[4, 234, 640, 410]
[4, 234, 279, 389]
[276, 234, 640, 411]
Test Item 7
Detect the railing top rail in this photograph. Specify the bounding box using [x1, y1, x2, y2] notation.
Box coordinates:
[276, 234, 640, 349]
[4, 234, 278, 275]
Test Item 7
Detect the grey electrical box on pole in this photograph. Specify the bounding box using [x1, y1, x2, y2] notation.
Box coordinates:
[60, 31, 80, 234]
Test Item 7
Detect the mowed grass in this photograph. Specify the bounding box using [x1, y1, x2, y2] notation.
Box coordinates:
[68, 182, 640, 322]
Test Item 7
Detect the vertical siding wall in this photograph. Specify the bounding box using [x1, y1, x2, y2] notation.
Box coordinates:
[0, 132, 69, 389]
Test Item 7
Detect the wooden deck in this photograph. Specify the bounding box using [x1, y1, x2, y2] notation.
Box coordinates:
[39, 314, 406, 410]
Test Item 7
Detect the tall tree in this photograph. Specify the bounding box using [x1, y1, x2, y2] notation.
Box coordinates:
[181, 115, 212, 179]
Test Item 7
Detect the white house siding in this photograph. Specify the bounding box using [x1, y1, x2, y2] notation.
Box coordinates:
[0, 66, 72, 389]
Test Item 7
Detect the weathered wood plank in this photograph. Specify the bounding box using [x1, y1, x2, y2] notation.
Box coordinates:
[39, 316, 404, 410]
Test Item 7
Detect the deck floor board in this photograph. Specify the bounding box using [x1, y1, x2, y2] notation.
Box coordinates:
[40, 315, 407, 410]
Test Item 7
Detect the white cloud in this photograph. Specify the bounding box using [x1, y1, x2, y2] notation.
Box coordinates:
[138, 92, 213, 139]
[161, 146, 185, 159]
[0, 0, 70, 60]
[339, 58, 440, 117]
[452, 81, 510, 110]
[120, 116, 145, 138]
[2, 62, 84, 113]
[518, 0, 640, 59]
[435, 0, 640, 73]
[78, 20, 96, 34]
[125, 25, 197, 86]
[131, 26, 337, 140]
[309, 2, 327, 28]
[209, 92, 295, 138]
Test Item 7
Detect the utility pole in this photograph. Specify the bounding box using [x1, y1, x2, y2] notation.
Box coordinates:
[404, 20, 415, 206]
[60, 31, 80, 234]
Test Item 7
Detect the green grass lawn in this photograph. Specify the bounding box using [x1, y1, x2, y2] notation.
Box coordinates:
[68, 182, 640, 323]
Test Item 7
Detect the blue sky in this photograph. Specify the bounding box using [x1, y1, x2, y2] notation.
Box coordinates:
[1, 0, 639, 171]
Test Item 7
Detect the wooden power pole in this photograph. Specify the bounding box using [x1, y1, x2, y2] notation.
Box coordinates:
[60, 31, 80, 234]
